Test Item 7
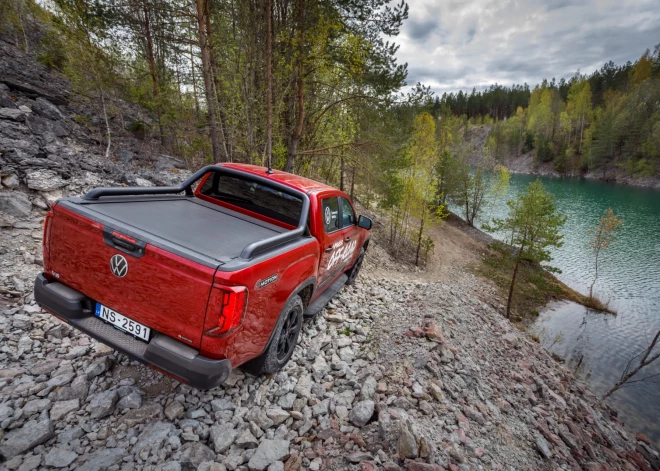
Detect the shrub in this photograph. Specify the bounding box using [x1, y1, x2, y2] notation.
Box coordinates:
[127, 119, 148, 139]
[534, 136, 554, 163]
[37, 27, 67, 71]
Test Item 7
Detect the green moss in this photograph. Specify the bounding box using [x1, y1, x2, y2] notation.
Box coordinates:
[73, 114, 91, 125]
[37, 27, 67, 71]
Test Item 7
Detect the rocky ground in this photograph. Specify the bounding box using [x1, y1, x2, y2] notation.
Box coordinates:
[2, 201, 660, 471]
[1, 34, 660, 471]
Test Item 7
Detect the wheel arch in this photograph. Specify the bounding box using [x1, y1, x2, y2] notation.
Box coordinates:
[258, 276, 315, 357]
[241, 277, 314, 376]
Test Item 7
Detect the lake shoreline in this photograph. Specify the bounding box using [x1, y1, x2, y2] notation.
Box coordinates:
[501, 152, 660, 190]
[444, 211, 612, 320]
[480, 173, 660, 448]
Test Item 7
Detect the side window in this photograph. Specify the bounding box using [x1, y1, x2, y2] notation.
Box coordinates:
[340, 197, 356, 228]
[322, 197, 340, 233]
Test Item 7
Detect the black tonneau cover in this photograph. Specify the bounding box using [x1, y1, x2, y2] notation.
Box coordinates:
[64, 193, 285, 257]
[63, 165, 313, 271]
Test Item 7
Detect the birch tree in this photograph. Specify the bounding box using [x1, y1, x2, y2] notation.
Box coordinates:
[588, 208, 623, 298]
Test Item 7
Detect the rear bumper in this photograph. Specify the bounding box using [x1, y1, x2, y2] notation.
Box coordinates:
[34, 274, 232, 390]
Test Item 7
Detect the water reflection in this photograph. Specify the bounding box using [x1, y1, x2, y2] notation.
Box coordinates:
[533, 301, 660, 446]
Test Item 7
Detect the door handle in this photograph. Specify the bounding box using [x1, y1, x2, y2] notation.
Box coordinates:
[344, 237, 351, 242]
[325, 246, 334, 253]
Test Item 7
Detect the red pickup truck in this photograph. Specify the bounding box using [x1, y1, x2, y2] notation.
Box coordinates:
[34, 164, 372, 389]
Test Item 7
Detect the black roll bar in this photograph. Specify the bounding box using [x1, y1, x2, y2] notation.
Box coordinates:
[81, 165, 310, 261]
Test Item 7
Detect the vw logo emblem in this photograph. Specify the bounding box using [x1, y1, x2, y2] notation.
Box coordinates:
[110, 254, 128, 278]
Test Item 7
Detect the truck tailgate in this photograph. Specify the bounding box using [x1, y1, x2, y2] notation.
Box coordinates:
[47, 204, 216, 349]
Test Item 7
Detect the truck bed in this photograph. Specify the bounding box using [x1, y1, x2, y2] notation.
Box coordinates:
[58, 195, 288, 267]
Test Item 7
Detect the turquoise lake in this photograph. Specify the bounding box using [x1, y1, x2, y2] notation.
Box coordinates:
[470, 174, 660, 446]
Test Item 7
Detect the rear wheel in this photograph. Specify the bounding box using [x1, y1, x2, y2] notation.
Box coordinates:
[346, 248, 365, 285]
[245, 295, 303, 376]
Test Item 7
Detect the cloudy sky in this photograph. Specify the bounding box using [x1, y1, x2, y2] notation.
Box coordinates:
[395, 0, 660, 95]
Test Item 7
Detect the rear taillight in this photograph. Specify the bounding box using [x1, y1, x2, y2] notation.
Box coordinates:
[42, 212, 53, 265]
[217, 286, 247, 331]
[204, 285, 248, 336]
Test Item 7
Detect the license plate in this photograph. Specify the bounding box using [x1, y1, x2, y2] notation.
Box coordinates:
[95, 304, 151, 341]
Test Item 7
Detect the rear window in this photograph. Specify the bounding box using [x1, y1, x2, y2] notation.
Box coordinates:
[200, 173, 303, 226]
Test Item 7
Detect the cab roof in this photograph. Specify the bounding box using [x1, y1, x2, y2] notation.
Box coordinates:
[220, 163, 338, 194]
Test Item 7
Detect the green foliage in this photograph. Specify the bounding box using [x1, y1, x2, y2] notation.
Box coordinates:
[36, 24, 68, 70]
[482, 47, 660, 177]
[588, 208, 623, 298]
[448, 143, 490, 226]
[73, 114, 90, 125]
[486, 179, 566, 266]
[483, 179, 567, 317]
[535, 135, 554, 162]
[127, 120, 148, 140]
[488, 164, 510, 207]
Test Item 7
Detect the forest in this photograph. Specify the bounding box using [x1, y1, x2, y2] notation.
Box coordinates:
[433, 49, 660, 177]
[1, 0, 659, 265]
[0, 0, 467, 264]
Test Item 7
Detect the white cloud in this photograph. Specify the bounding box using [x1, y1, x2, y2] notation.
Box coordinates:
[396, 0, 660, 94]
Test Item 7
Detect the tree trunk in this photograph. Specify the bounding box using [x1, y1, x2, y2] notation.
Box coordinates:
[265, 0, 273, 171]
[100, 88, 111, 159]
[350, 166, 356, 199]
[195, 0, 222, 162]
[285, 0, 305, 173]
[285, 61, 304, 172]
[579, 113, 584, 154]
[190, 42, 200, 118]
[464, 190, 471, 226]
[204, 0, 230, 161]
[340, 156, 345, 191]
[506, 258, 521, 319]
[142, 3, 163, 145]
[590, 249, 600, 298]
[415, 206, 426, 266]
[602, 330, 660, 400]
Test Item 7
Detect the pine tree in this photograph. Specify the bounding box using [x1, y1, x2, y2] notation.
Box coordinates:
[484, 180, 567, 318]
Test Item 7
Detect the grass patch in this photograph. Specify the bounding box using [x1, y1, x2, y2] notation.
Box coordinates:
[582, 293, 615, 313]
[338, 326, 352, 336]
[473, 242, 615, 319]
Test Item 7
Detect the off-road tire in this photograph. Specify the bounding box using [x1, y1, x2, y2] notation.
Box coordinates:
[244, 295, 303, 376]
[346, 248, 365, 285]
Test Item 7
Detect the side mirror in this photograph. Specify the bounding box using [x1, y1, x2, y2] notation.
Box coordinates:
[357, 215, 372, 230]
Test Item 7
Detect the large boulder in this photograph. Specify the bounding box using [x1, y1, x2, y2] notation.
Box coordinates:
[210, 425, 237, 453]
[154, 154, 186, 171]
[247, 439, 290, 471]
[88, 390, 118, 419]
[0, 84, 15, 108]
[0, 191, 31, 218]
[26, 169, 68, 192]
[179, 442, 216, 469]
[77, 448, 127, 471]
[133, 422, 175, 456]
[33, 97, 64, 121]
[44, 447, 78, 468]
[348, 400, 375, 427]
[1, 173, 20, 188]
[0, 419, 54, 459]
[0, 108, 27, 121]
